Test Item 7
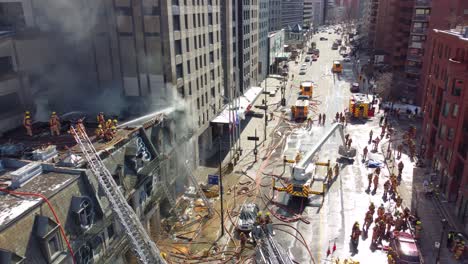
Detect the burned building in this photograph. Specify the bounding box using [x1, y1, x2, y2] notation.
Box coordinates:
[0, 111, 198, 263]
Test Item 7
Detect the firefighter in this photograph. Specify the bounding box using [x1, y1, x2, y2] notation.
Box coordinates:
[394, 216, 404, 231]
[395, 196, 403, 208]
[351, 222, 361, 248]
[454, 240, 465, 260]
[397, 144, 403, 158]
[369, 129, 373, 143]
[364, 210, 373, 232]
[113, 119, 118, 127]
[327, 167, 333, 183]
[334, 163, 339, 177]
[105, 119, 113, 129]
[383, 180, 390, 198]
[255, 212, 265, 225]
[97, 112, 105, 127]
[264, 212, 272, 225]
[375, 167, 381, 176]
[371, 223, 380, 246]
[377, 204, 385, 218]
[398, 161, 404, 177]
[414, 221, 422, 240]
[345, 133, 350, 144]
[335, 112, 340, 122]
[23, 111, 31, 126]
[385, 214, 394, 238]
[373, 174, 379, 192]
[378, 220, 386, 243]
[76, 119, 86, 133]
[104, 126, 116, 141]
[369, 202, 376, 214]
[49, 112, 61, 136]
[239, 232, 247, 250]
[387, 248, 397, 264]
[95, 125, 104, 139]
[347, 138, 353, 149]
[322, 113, 326, 125]
[318, 113, 322, 125]
[23, 115, 33, 136]
[373, 136, 380, 151]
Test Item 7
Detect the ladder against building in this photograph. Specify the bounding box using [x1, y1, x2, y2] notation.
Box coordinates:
[70, 126, 167, 264]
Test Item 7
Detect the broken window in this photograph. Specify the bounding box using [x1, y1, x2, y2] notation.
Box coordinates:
[71, 196, 95, 230]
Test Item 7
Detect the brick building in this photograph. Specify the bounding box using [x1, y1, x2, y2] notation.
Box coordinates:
[421, 28, 468, 231]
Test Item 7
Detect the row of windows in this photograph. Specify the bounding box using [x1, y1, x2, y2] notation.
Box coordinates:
[174, 31, 220, 55]
[173, 12, 219, 30]
[172, 0, 218, 6]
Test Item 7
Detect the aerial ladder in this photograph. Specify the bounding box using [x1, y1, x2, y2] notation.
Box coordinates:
[255, 228, 294, 264]
[70, 126, 167, 264]
[274, 123, 356, 197]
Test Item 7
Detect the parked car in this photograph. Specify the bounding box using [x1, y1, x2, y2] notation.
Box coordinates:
[320, 37, 328, 41]
[300, 63, 308, 70]
[343, 57, 351, 62]
[237, 203, 259, 232]
[299, 68, 307, 75]
[305, 56, 311, 62]
[390, 232, 422, 264]
[350, 83, 359, 93]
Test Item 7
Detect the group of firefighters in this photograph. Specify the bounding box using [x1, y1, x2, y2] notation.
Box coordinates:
[22, 111, 117, 141]
[335, 111, 348, 125]
[239, 211, 273, 251]
[23, 111, 62, 137]
[95, 112, 118, 141]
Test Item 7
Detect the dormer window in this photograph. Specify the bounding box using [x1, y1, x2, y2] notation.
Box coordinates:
[71, 196, 95, 230]
[0, 249, 25, 263]
[34, 216, 66, 262]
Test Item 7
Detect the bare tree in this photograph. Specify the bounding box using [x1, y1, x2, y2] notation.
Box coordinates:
[374, 72, 394, 101]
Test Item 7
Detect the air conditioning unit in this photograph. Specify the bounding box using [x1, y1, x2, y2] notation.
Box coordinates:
[10, 162, 43, 189]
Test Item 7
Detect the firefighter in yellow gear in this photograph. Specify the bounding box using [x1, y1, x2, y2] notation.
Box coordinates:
[23, 115, 33, 136]
[255, 212, 265, 225]
[334, 163, 339, 177]
[76, 118, 86, 133]
[97, 112, 105, 127]
[95, 125, 104, 139]
[414, 221, 422, 239]
[113, 119, 118, 127]
[105, 119, 112, 129]
[104, 126, 117, 141]
[49, 112, 61, 136]
[264, 212, 272, 224]
[327, 167, 333, 182]
[454, 240, 465, 260]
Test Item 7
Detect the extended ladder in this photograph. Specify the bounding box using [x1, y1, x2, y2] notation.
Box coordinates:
[70, 126, 166, 264]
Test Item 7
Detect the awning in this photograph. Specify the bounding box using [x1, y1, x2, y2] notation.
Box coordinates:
[211, 87, 263, 124]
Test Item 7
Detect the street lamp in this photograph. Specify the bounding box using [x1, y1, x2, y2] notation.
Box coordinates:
[435, 218, 448, 263]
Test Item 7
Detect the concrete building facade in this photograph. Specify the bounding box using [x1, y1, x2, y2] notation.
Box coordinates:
[221, 0, 239, 101]
[237, 0, 259, 92]
[304, 0, 314, 28]
[258, 0, 269, 81]
[281, 0, 305, 29]
[421, 28, 468, 232]
[269, 0, 282, 32]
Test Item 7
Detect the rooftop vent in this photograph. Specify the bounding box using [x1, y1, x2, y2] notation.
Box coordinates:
[32, 145, 58, 161]
[9, 162, 42, 189]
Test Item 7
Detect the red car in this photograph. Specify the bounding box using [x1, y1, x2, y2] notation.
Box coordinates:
[390, 231, 422, 264]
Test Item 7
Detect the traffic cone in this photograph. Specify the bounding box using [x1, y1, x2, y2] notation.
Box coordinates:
[332, 241, 337, 252]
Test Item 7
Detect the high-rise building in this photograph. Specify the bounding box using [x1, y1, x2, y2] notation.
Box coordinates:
[258, 0, 269, 81]
[237, 0, 259, 92]
[282, 0, 305, 29]
[0, 0, 226, 164]
[221, 0, 239, 101]
[269, 0, 282, 32]
[420, 27, 468, 232]
[304, 0, 314, 27]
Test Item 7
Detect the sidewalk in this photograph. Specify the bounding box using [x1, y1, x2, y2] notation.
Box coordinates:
[378, 113, 466, 263]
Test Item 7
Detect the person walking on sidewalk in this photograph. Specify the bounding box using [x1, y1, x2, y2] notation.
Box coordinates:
[373, 174, 379, 193]
[383, 179, 390, 198]
[367, 173, 373, 190]
[369, 130, 373, 143]
[397, 161, 404, 180]
[364, 210, 373, 232]
[373, 136, 380, 152]
[322, 113, 326, 126]
[379, 116, 384, 126]
[318, 113, 322, 126]
[335, 112, 340, 122]
[397, 144, 403, 158]
[363, 146, 368, 160]
[347, 138, 353, 149]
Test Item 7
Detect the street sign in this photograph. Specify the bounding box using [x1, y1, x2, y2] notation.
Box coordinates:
[208, 174, 219, 185]
[247, 136, 260, 141]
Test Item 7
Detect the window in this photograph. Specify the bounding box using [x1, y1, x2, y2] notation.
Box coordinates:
[178, 86, 185, 98]
[452, 104, 459, 117]
[452, 79, 463, 96]
[448, 128, 454, 141]
[175, 40, 182, 55]
[197, 98, 200, 109]
[0, 56, 14, 75]
[48, 236, 61, 258]
[176, 64, 183, 79]
[439, 125, 446, 139]
[187, 60, 191, 74]
[0, 2, 26, 29]
[173, 15, 180, 31]
[209, 52, 214, 63]
[172, 0, 179, 5]
[208, 13, 213, 25]
[184, 14, 189, 29]
[442, 101, 450, 117]
[186, 38, 190, 52]
[209, 32, 214, 44]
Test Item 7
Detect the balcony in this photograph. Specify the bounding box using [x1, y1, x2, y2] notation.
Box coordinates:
[405, 66, 421, 75]
[413, 14, 430, 22]
[414, 0, 431, 7]
[412, 28, 427, 34]
[447, 58, 468, 78]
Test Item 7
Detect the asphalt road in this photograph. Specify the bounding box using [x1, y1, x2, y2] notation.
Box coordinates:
[258, 29, 389, 264]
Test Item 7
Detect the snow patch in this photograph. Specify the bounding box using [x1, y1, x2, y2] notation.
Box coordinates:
[0, 199, 41, 226]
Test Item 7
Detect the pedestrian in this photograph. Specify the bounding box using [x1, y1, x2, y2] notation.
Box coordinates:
[379, 116, 384, 126]
[347, 138, 352, 149]
[322, 113, 326, 125]
[318, 113, 322, 125]
[345, 133, 350, 145]
[373, 174, 379, 192]
[380, 124, 386, 138]
[384, 116, 388, 127]
[367, 173, 373, 190]
[373, 136, 380, 152]
[364, 210, 373, 232]
[339, 112, 343, 121]
[334, 163, 339, 177]
[397, 161, 404, 179]
[369, 130, 373, 143]
[371, 224, 380, 246]
[335, 112, 339, 122]
[397, 144, 403, 158]
[383, 180, 390, 198]
[363, 146, 368, 160]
